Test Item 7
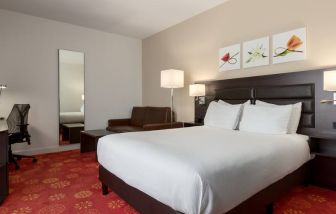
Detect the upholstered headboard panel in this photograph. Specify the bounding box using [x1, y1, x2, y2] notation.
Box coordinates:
[194, 67, 336, 137]
[254, 84, 315, 128]
[195, 84, 315, 130]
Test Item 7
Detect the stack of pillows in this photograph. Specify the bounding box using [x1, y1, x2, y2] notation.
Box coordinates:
[203, 100, 302, 134]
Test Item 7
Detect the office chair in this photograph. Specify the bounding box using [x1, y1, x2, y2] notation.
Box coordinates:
[7, 104, 37, 170]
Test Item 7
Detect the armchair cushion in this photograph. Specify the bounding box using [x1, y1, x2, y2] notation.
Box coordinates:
[143, 122, 183, 131]
[107, 106, 179, 133]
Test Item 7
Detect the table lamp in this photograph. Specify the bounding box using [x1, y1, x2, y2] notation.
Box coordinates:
[189, 84, 205, 105]
[161, 69, 184, 126]
[321, 70, 336, 104]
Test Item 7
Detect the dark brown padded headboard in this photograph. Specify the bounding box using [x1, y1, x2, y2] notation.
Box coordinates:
[194, 67, 336, 137]
[195, 84, 315, 130]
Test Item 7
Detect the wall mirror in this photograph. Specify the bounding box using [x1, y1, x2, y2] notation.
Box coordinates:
[58, 49, 85, 145]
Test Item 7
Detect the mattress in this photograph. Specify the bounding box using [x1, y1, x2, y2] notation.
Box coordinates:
[59, 112, 84, 124]
[97, 126, 311, 214]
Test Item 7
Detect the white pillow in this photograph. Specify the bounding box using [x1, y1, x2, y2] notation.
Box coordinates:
[239, 104, 292, 134]
[255, 100, 302, 134]
[217, 100, 249, 129]
[204, 101, 242, 130]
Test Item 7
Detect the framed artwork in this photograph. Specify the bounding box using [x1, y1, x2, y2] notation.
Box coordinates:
[243, 37, 269, 68]
[219, 44, 241, 72]
[272, 27, 306, 64]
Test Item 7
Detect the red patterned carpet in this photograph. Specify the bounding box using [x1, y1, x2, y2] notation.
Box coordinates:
[1, 150, 336, 214]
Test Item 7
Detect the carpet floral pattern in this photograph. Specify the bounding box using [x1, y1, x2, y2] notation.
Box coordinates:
[0, 150, 335, 214]
[1, 150, 137, 214]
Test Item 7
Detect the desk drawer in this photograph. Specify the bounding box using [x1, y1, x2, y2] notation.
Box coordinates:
[0, 164, 8, 204]
[0, 132, 8, 164]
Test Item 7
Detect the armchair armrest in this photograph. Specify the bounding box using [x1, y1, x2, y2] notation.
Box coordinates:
[108, 119, 131, 127]
[143, 122, 183, 131]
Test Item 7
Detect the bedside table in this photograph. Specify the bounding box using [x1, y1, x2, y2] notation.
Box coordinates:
[80, 129, 114, 153]
[183, 122, 203, 127]
[310, 135, 336, 191]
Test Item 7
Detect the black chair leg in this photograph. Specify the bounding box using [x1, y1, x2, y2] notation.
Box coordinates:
[8, 148, 20, 170]
[8, 146, 37, 170]
[13, 154, 37, 163]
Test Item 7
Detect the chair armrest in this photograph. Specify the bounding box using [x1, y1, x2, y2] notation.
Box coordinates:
[108, 119, 131, 127]
[16, 124, 29, 126]
[143, 122, 183, 131]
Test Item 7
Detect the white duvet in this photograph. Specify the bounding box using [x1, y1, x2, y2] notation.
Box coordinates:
[97, 126, 310, 214]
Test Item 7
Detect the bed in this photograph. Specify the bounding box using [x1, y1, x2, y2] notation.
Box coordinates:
[98, 69, 324, 214]
[98, 127, 311, 214]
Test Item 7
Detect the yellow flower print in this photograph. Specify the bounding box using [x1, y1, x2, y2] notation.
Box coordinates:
[108, 199, 126, 209]
[74, 190, 93, 199]
[74, 201, 93, 210]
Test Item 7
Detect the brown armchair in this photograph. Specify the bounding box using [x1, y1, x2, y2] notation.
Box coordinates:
[107, 107, 183, 133]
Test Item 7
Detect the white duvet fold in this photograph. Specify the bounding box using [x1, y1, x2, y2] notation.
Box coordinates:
[97, 126, 310, 214]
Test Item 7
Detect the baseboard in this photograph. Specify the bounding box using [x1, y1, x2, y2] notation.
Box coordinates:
[13, 144, 80, 156]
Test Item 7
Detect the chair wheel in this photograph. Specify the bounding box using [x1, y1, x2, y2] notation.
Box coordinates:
[33, 158, 37, 163]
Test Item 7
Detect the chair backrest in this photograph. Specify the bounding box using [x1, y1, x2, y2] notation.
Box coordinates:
[7, 104, 30, 134]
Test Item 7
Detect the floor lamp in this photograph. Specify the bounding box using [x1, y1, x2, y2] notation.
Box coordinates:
[0, 84, 7, 96]
[0, 84, 7, 120]
[160, 69, 184, 126]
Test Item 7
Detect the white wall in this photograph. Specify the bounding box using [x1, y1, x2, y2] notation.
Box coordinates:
[143, 0, 336, 122]
[0, 10, 142, 154]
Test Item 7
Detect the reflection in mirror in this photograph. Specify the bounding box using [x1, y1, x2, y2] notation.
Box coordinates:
[59, 49, 85, 145]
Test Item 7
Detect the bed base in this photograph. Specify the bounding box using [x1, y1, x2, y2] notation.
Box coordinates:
[99, 160, 311, 214]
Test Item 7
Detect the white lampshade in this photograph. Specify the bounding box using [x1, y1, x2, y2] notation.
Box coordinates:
[189, 84, 205, 97]
[324, 71, 336, 91]
[161, 69, 184, 88]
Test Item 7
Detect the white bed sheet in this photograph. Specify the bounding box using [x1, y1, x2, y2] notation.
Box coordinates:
[97, 126, 310, 214]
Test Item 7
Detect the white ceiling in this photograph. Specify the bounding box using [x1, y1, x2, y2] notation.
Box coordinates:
[0, 0, 229, 39]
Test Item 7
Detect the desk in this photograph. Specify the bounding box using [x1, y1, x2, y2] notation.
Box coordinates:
[0, 119, 8, 204]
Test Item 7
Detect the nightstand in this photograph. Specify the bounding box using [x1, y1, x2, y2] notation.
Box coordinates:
[80, 129, 114, 153]
[183, 122, 203, 127]
[310, 135, 336, 191]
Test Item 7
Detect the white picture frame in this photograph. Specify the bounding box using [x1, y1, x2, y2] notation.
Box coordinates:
[219, 44, 241, 72]
[272, 27, 306, 64]
[243, 37, 269, 68]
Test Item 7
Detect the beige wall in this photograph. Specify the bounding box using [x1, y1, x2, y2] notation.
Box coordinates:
[0, 10, 142, 154]
[143, 0, 336, 122]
